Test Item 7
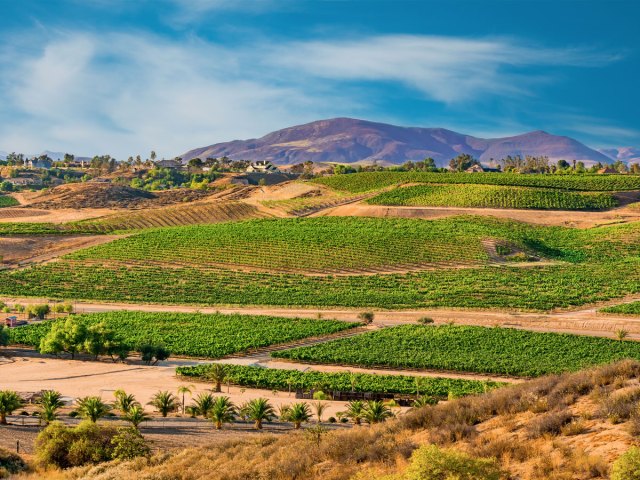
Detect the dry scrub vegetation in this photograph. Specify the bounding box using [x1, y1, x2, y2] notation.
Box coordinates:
[15, 360, 640, 480]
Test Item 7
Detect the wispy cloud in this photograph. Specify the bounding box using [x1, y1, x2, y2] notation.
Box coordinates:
[0, 30, 627, 157]
[268, 35, 620, 103]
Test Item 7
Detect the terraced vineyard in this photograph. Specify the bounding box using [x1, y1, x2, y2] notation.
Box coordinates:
[65, 217, 496, 273]
[272, 325, 640, 377]
[8, 311, 359, 358]
[262, 192, 368, 216]
[176, 364, 503, 397]
[0, 195, 19, 208]
[79, 200, 268, 232]
[1, 217, 639, 311]
[601, 302, 640, 316]
[368, 184, 618, 210]
[314, 171, 640, 193]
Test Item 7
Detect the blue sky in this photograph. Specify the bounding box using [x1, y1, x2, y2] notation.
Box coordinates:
[0, 0, 638, 158]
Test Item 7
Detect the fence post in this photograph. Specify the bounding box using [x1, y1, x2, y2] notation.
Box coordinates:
[16, 440, 19, 454]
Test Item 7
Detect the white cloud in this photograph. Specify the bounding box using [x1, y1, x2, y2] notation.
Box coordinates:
[268, 35, 619, 104]
[0, 31, 626, 157]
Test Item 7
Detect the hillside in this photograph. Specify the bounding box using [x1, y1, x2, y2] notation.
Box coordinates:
[20, 360, 640, 480]
[180, 117, 614, 167]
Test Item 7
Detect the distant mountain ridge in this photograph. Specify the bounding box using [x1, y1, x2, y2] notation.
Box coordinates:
[180, 117, 624, 167]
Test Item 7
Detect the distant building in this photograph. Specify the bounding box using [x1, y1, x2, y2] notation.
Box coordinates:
[27, 158, 53, 169]
[155, 159, 183, 169]
[464, 164, 500, 173]
[5, 177, 42, 186]
[597, 167, 618, 174]
[246, 161, 280, 174]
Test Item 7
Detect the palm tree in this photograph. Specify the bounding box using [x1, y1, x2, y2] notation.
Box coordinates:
[344, 400, 365, 425]
[113, 390, 140, 414]
[313, 401, 327, 423]
[124, 405, 150, 429]
[616, 329, 629, 342]
[75, 396, 111, 423]
[287, 402, 311, 429]
[0, 390, 22, 425]
[210, 396, 236, 430]
[147, 391, 177, 418]
[363, 400, 394, 424]
[245, 398, 275, 430]
[192, 392, 216, 418]
[411, 395, 437, 410]
[177, 385, 194, 415]
[39, 390, 65, 424]
[207, 364, 227, 393]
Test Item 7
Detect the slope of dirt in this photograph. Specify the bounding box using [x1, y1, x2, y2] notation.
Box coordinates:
[16, 360, 640, 480]
[23, 183, 218, 210]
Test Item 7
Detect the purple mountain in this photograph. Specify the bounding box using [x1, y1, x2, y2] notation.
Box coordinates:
[180, 118, 616, 167]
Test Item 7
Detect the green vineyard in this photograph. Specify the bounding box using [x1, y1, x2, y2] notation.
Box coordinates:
[8, 311, 359, 358]
[272, 325, 640, 377]
[176, 364, 503, 397]
[367, 184, 618, 210]
[601, 302, 640, 316]
[1, 217, 639, 311]
[0, 195, 19, 208]
[314, 171, 640, 193]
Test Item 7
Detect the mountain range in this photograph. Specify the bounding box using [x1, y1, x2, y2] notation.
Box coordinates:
[180, 118, 635, 167]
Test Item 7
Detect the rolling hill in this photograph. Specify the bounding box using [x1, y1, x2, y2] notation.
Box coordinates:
[180, 117, 616, 167]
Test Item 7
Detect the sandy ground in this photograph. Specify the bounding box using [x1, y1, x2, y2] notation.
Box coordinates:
[317, 203, 640, 228]
[0, 207, 117, 223]
[0, 234, 124, 268]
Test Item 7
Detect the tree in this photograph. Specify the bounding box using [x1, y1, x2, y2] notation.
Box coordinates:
[313, 401, 327, 423]
[399, 444, 502, 480]
[245, 398, 275, 430]
[148, 391, 177, 417]
[150, 151, 157, 162]
[449, 154, 477, 172]
[110, 426, 151, 460]
[209, 396, 236, 430]
[616, 329, 629, 342]
[557, 159, 570, 170]
[39, 390, 65, 424]
[188, 158, 203, 169]
[27, 304, 50, 319]
[39, 317, 88, 359]
[113, 390, 140, 414]
[358, 311, 375, 325]
[139, 344, 170, 365]
[83, 322, 122, 359]
[0, 390, 22, 425]
[123, 406, 150, 429]
[191, 392, 215, 418]
[363, 400, 393, 424]
[285, 402, 311, 429]
[177, 385, 194, 415]
[344, 400, 364, 425]
[75, 396, 111, 423]
[208, 364, 227, 393]
[612, 446, 640, 480]
[411, 395, 438, 409]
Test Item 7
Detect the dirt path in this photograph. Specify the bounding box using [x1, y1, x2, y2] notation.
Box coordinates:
[318, 203, 640, 228]
[3, 295, 640, 337]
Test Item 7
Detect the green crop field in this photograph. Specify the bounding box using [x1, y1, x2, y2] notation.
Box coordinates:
[367, 184, 618, 210]
[313, 172, 640, 193]
[601, 302, 640, 316]
[0, 195, 19, 208]
[1, 217, 639, 311]
[271, 325, 640, 377]
[8, 311, 359, 358]
[176, 364, 503, 397]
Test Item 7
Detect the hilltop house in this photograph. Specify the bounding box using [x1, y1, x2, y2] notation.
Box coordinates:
[27, 158, 53, 169]
[597, 167, 619, 174]
[246, 161, 280, 174]
[464, 164, 500, 173]
[155, 159, 183, 169]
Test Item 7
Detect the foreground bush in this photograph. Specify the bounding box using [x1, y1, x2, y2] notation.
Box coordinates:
[35, 421, 149, 469]
[0, 448, 27, 478]
[611, 446, 640, 480]
[379, 444, 502, 480]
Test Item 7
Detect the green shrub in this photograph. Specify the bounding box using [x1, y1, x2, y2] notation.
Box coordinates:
[0, 448, 27, 478]
[399, 444, 502, 480]
[35, 420, 149, 469]
[612, 446, 640, 480]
